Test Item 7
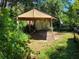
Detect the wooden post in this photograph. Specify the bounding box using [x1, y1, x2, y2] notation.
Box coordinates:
[29, 21, 31, 33]
[50, 19, 53, 31]
[34, 20, 36, 27]
[34, 20, 36, 31]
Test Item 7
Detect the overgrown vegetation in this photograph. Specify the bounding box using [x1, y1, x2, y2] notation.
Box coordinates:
[0, 8, 32, 59]
[38, 33, 79, 59]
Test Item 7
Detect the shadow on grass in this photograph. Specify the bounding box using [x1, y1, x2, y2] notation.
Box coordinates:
[48, 38, 79, 59]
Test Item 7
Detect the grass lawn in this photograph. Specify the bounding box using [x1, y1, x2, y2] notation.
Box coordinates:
[38, 33, 79, 59]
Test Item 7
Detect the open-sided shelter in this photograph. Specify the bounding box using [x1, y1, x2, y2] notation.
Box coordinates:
[18, 9, 55, 30]
[18, 9, 55, 40]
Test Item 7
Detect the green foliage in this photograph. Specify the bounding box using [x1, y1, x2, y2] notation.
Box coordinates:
[63, 0, 79, 26]
[39, 33, 79, 59]
[73, 0, 79, 9]
[0, 8, 31, 59]
[38, 50, 48, 59]
[39, 0, 65, 16]
[19, 21, 28, 30]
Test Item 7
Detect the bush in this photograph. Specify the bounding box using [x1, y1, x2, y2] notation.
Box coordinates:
[0, 8, 31, 59]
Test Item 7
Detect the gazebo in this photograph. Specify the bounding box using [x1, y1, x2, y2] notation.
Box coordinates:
[18, 9, 55, 40]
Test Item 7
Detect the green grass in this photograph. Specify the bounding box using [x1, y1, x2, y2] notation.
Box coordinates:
[38, 33, 79, 59]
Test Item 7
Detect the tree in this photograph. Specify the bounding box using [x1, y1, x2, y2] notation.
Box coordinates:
[39, 0, 69, 30]
[63, 0, 79, 38]
[66, 0, 79, 27]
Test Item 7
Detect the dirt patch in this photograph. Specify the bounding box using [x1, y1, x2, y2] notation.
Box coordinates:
[28, 32, 64, 52]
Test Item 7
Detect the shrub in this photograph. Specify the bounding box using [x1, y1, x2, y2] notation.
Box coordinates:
[0, 8, 31, 59]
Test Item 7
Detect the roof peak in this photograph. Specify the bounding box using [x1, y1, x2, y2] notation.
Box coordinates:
[18, 8, 55, 20]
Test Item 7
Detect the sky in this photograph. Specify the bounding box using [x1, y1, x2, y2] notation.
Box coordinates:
[64, 0, 75, 11]
[68, 0, 75, 4]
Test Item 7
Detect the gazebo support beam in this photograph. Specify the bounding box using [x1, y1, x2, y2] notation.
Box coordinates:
[50, 19, 53, 31]
[29, 21, 31, 33]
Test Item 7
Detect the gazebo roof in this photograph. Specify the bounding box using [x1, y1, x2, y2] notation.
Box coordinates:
[18, 9, 54, 20]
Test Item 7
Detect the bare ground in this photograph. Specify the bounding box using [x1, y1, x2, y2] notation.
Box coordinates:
[28, 32, 64, 52]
